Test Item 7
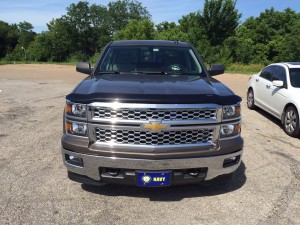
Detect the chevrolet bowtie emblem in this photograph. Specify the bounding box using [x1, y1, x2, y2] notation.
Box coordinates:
[143, 122, 168, 132]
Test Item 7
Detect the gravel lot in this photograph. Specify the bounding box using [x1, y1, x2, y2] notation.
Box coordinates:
[0, 64, 299, 225]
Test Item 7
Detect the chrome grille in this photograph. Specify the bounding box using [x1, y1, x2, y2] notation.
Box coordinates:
[95, 128, 214, 146]
[93, 108, 216, 121]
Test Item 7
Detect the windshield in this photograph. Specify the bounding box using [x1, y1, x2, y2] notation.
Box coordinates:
[98, 46, 204, 75]
[289, 68, 300, 88]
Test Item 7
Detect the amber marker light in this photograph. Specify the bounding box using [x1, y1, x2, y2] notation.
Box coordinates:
[236, 104, 241, 116]
[65, 122, 73, 133]
[65, 102, 72, 114]
[235, 123, 242, 134]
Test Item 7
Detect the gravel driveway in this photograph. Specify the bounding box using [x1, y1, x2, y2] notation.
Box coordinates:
[0, 64, 299, 225]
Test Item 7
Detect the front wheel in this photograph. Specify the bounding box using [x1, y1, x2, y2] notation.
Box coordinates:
[283, 106, 300, 137]
[247, 89, 256, 109]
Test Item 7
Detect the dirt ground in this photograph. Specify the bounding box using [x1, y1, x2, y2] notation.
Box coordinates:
[0, 64, 299, 225]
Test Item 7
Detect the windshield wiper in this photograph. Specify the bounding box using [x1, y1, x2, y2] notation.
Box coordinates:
[98, 71, 120, 75]
[133, 71, 170, 75]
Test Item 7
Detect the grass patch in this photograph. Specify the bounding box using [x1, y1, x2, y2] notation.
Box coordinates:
[225, 63, 264, 74]
[1, 60, 265, 74]
[0, 60, 77, 66]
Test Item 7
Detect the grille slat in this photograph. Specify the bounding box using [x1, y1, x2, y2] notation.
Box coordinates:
[94, 108, 216, 121]
[95, 128, 214, 146]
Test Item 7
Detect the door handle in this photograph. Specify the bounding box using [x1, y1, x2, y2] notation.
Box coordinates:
[266, 84, 271, 88]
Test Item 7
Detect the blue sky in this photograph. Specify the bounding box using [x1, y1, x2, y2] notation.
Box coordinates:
[0, 0, 300, 33]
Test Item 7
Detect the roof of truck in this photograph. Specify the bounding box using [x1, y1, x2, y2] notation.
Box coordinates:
[110, 40, 191, 47]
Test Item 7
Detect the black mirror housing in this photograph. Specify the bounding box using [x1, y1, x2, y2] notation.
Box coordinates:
[76, 62, 92, 75]
[209, 64, 225, 76]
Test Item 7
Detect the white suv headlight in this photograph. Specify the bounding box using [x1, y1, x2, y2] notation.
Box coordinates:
[65, 101, 87, 118]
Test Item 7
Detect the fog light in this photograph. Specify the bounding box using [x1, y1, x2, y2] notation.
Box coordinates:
[66, 154, 83, 167]
[223, 155, 240, 168]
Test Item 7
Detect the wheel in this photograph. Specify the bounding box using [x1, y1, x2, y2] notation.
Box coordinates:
[283, 106, 300, 137]
[247, 89, 256, 109]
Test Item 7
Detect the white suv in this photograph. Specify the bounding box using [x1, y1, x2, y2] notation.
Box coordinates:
[247, 62, 300, 137]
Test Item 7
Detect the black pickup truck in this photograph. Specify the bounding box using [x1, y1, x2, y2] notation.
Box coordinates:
[61, 40, 243, 187]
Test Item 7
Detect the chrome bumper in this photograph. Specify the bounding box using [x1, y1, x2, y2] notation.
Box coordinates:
[62, 147, 243, 182]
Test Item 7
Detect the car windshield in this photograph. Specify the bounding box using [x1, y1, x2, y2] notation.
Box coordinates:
[98, 46, 204, 76]
[289, 68, 300, 88]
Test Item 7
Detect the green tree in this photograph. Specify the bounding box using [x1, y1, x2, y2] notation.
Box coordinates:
[27, 33, 51, 61]
[0, 21, 19, 58]
[42, 0, 151, 61]
[107, 0, 151, 33]
[47, 17, 76, 61]
[3, 21, 35, 61]
[155, 25, 189, 42]
[18, 21, 36, 51]
[233, 7, 300, 64]
[179, 12, 204, 47]
[177, 1, 241, 64]
[65, 1, 98, 59]
[200, 0, 241, 46]
[113, 19, 155, 40]
[277, 21, 300, 61]
[89, 4, 111, 50]
[156, 21, 176, 33]
[18, 21, 35, 46]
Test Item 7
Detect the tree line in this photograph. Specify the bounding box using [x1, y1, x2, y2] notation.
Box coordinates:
[0, 0, 299, 66]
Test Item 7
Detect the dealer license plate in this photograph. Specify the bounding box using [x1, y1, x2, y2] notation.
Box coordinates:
[137, 171, 171, 187]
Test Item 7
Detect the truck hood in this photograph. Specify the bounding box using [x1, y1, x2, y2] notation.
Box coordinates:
[67, 74, 241, 105]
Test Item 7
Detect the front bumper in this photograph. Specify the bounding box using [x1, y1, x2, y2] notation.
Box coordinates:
[62, 147, 243, 185]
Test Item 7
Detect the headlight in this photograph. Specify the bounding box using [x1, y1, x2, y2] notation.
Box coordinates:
[66, 121, 87, 136]
[65, 101, 87, 118]
[220, 123, 241, 138]
[223, 104, 241, 119]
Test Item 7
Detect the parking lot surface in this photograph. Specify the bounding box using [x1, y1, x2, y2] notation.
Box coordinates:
[0, 64, 299, 225]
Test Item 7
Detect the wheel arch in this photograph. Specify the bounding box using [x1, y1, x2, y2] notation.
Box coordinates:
[247, 86, 253, 92]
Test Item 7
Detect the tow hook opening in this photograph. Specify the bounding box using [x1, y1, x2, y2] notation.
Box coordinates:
[187, 169, 201, 177]
[65, 154, 83, 167]
[105, 168, 120, 177]
[223, 155, 240, 168]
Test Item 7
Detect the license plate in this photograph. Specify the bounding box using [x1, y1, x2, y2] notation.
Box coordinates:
[137, 171, 171, 187]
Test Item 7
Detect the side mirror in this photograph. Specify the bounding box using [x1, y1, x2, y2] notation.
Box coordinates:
[76, 62, 92, 75]
[208, 64, 225, 76]
[272, 80, 284, 87]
